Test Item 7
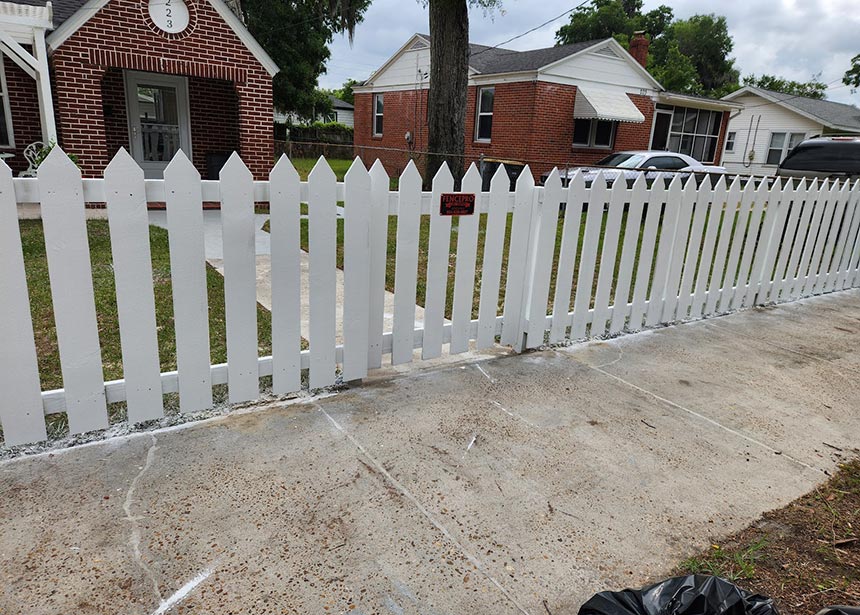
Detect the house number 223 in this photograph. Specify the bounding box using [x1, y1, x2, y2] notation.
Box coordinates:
[148, 0, 190, 34]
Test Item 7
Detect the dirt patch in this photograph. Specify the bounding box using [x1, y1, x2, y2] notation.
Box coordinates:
[677, 458, 860, 615]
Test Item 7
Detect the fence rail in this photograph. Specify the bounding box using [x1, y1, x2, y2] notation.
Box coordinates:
[2, 148, 859, 446]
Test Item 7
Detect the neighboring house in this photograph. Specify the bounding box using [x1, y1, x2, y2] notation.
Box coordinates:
[352, 33, 740, 178]
[0, 0, 278, 179]
[274, 95, 355, 127]
[721, 86, 860, 176]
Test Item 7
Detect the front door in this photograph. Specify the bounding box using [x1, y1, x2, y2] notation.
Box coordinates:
[650, 110, 672, 151]
[125, 71, 191, 178]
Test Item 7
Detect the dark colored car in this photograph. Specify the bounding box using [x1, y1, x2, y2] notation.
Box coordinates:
[777, 136, 860, 182]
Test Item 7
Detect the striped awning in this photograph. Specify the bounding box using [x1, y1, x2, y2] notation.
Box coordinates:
[574, 86, 645, 123]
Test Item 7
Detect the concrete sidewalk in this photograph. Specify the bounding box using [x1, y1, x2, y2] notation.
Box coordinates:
[2, 291, 859, 615]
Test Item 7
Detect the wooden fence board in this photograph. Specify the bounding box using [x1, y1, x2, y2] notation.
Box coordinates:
[525, 169, 563, 348]
[450, 164, 483, 354]
[646, 176, 683, 326]
[476, 166, 509, 349]
[570, 173, 608, 339]
[661, 176, 696, 322]
[691, 177, 724, 319]
[628, 179, 665, 330]
[549, 172, 585, 342]
[501, 168, 536, 350]
[422, 164, 454, 359]
[342, 159, 372, 381]
[367, 161, 390, 368]
[392, 161, 422, 364]
[609, 175, 647, 334]
[592, 176, 627, 336]
[730, 180, 766, 311]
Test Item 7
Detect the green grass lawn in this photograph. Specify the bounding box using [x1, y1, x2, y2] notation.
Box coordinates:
[288, 157, 353, 181]
[20, 220, 273, 393]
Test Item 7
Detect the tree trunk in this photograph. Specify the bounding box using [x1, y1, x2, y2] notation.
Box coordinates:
[427, 0, 469, 189]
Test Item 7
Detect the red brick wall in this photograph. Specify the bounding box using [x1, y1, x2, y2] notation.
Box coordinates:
[102, 68, 128, 160]
[188, 77, 239, 178]
[3, 52, 43, 175]
[48, 0, 273, 178]
[354, 82, 657, 180]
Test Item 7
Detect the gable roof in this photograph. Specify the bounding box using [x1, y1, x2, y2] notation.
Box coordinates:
[328, 95, 353, 110]
[9, 0, 279, 76]
[418, 33, 605, 75]
[724, 86, 860, 132]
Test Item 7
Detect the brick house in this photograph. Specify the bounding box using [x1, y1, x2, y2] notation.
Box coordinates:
[353, 33, 740, 179]
[0, 0, 277, 179]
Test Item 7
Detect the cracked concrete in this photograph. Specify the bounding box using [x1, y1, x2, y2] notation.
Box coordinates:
[1, 290, 859, 614]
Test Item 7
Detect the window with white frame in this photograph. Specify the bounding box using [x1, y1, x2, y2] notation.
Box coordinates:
[725, 131, 736, 152]
[666, 107, 721, 163]
[475, 86, 494, 141]
[766, 132, 805, 165]
[373, 93, 384, 136]
[0, 56, 14, 148]
[573, 119, 616, 148]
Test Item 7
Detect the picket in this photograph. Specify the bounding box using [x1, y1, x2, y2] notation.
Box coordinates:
[269, 155, 302, 394]
[38, 147, 108, 434]
[367, 161, 390, 368]
[778, 180, 815, 302]
[500, 167, 536, 350]
[422, 163, 454, 359]
[307, 157, 338, 387]
[219, 154, 259, 402]
[718, 179, 753, 312]
[0, 162, 46, 445]
[450, 164, 483, 354]
[392, 161, 422, 364]
[628, 179, 665, 330]
[769, 179, 804, 303]
[730, 180, 767, 311]
[549, 171, 585, 343]
[749, 179, 787, 305]
[704, 178, 739, 316]
[791, 180, 827, 300]
[661, 176, 697, 322]
[342, 159, 373, 381]
[815, 181, 849, 295]
[164, 152, 213, 412]
[104, 149, 164, 422]
[571, 173, 608, 339]
[676, 176, 711, 320]
[690, 177, 723, 319]
[801, 181, 837, 297]
[825, 182, 857, 292]
[609, 175, 646, 334]
[834, 183, 860, 290]
[646, 176, 682, 326]
[476, 165, 509, 349]
[591, 176, 627, 336]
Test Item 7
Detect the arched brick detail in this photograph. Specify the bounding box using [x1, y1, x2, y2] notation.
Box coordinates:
[137, 0, 200, 41]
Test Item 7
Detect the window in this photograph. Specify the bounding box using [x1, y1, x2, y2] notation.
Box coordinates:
[725, 131, 736, 152]
[475, 87, 494, 142]
[664, 107, 721, 162]
[0, 56, 14, 148]
[645, 156, 689, 170]
[372, 93, 383, 136]
[766, 132, 805, 165]
[573, 119, 616, 148]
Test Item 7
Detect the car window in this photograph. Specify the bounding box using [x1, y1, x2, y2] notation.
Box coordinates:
[645, 156, 689, 170]
[595, 153, 644, 168]
[780, 142, 860, 173]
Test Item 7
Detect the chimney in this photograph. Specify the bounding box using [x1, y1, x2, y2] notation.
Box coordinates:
[629, 31, 649, 68]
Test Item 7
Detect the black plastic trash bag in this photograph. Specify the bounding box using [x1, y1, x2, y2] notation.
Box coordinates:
[816, 609, 860, 615]
[579, 575, 778, 615]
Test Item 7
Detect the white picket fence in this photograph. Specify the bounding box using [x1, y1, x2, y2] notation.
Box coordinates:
[2, 148, 860, 446]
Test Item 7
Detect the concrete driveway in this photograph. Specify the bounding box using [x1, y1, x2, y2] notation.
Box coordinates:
[2, 291, 859, 615]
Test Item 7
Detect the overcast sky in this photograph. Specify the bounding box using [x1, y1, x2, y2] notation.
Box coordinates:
[319, 0, 860, 105]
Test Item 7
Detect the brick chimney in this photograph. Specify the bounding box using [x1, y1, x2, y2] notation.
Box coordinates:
[629, 31, 649, 68]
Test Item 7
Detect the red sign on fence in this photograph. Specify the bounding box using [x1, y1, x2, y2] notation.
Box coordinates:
[440, 193, 476, 216]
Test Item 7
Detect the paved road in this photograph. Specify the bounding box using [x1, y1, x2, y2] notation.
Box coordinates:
[2, 290, 859, 614]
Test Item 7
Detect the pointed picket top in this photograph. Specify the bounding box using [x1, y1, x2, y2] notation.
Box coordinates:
[0, 153, 12, 176]
[726, 174, 742, 207]
[592, 169, 607, 190]
[741, 173, 757, 199]
[220, 150, 253, 182]
[462, 161, 481, 187]
[164, 148, 200, 181]
[629, 170, 647, 202]
[37, 144, 80, 178]
[566, 168, 586, 195]
[0, 151, 11, 183]
[711, 173, 726, 193]
[666, 171, 683, 195]
[630, 171, 647, 193]
[488, 161, 508, 191]
[369, 158, 389, 186]
[769, 176, 783, 193]
[105, 147, 143, 180]
[754, 173, 769, 203]
[270, 153, 300, 183]
[543, 167, 562, 191]
[807, 178, 819, 196]
[515, 164, 534, 190]
[697, 173, 712, 195]
[682, 170, 697, 200]
[399, 158, 422, 188]
[838, 175, 852, 203]
[432, 160, 453, 187]
[612, 168, 630, 197]
[345, 156, 370, 185]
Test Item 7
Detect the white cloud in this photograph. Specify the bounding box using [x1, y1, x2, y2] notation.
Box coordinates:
[320, 0, 860, 104]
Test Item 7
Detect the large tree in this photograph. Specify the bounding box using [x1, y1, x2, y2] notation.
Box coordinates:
[742, 74, 827, 99]
[242, 0, 371, 119]
[556, 1, 739, 98]
[844, 54, 860, 89]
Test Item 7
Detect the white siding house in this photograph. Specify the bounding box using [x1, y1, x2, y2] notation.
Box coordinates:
[722, 86, 860, 176]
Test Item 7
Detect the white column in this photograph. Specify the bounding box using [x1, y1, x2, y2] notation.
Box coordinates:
[33, 28, 56, 144]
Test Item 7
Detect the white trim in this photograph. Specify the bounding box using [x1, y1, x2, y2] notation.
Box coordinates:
[658, 91, 741, 111]
[474, 86, 493, 142]
[0, 54, 15, 148]
[0, 0, 53, 29]
[372, 93, 383, 136]
[764, 130, 806, 167]
[46, 0, 279, 77]
[723, 86, 859, 133]
[124, 71, 192, 178]
[362, 33, 431, 87]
